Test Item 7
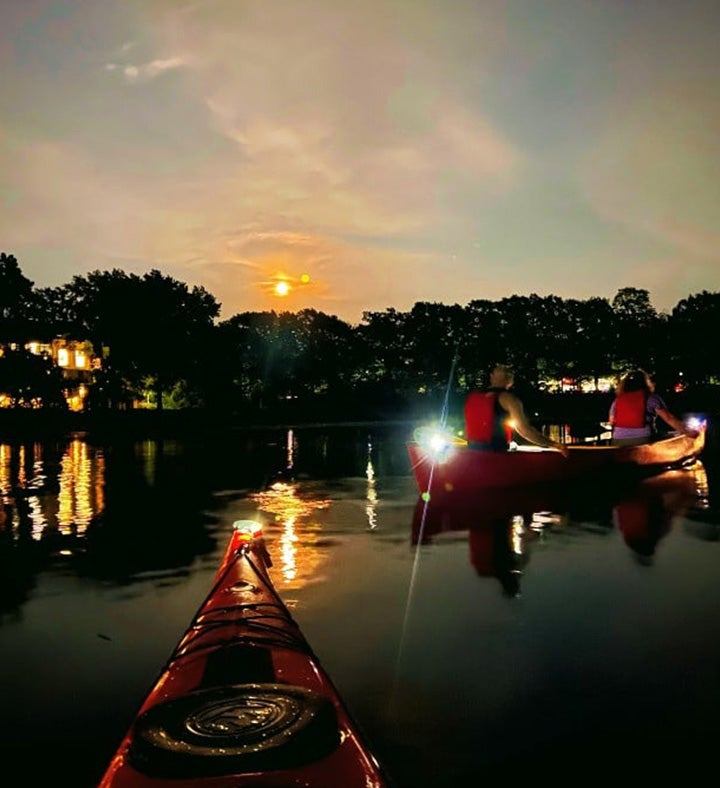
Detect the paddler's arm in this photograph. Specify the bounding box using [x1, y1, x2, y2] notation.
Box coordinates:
[500, 392, 570, 458]
[656, 407, 694, 436]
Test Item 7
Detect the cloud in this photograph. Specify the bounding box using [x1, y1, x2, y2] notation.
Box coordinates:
[0, 129, 170, 276]
[105, 55, 187, 83]
[11, 0, 716, 323]
[577, 2, 720, 261]
[3, 1, 523, 321]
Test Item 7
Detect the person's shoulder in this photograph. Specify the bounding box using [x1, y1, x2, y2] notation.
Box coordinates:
[647, 392, 667, 408]
[498, 389, 521, 407]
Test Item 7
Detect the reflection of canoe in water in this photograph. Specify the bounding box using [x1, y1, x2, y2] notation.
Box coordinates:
[407, 423, 706, 497]
[613, 468, 707, 558]
[411, 465, 706, 583]
[98, 522, 390, 788]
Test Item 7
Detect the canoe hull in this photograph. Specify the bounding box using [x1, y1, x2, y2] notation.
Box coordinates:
[408, 427, 706, 497]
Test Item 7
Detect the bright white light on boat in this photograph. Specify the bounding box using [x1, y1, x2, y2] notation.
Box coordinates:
[685, 416, 705, 431]
[415, 424, 461, 463]
[233, 520, 263, 539]
[429, 433, 447, 452]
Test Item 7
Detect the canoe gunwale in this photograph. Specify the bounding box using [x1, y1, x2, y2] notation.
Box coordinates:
[408, 425, 706, 495]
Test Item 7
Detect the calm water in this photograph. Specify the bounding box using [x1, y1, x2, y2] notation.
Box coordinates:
[0, 425, 718, 786]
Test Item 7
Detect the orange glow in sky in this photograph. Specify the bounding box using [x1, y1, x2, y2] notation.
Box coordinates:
[261, 270, 316, 304]
[2, 2, 719, 326]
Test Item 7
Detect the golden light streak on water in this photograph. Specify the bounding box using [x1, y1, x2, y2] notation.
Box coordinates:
[280, 517, 298, 581]
[511, 515, 525, 555]
[18, 444, 27, 486]
[0, 439, 105, 540]
[0, 443, 10, 505]
[28, 494, 45, 540]
[58, 447, 74, 532]
[95, 452, 106, 515]
[248, 481, 332, 589]
[688, 460, 710, 509]
[286, 429, 295, 471]
[366, 457, 378, 529]
[59, 439, 97, 534]
[140, 439, 157, 487]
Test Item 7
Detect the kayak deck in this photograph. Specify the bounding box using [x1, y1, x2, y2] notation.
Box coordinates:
[98, 522, 390, 788]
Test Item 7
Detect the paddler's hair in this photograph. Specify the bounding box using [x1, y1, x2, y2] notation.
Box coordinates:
[618, 368, 652, 395]
[489, 363, 514, 387]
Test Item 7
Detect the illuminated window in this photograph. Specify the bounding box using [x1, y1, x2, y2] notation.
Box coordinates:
[74, 350, 87, 368]
[58, 348, 69, 367]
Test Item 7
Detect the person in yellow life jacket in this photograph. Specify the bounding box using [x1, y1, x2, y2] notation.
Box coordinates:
[464, 364, 569, 457]
[608, 368, 689, 446]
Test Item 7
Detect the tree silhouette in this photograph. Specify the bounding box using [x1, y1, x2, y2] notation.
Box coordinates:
[61, 269, 220, 409]
[0, 252, 35, 343]
[1, 250, 718, 420]
[668, 291, 720, 386]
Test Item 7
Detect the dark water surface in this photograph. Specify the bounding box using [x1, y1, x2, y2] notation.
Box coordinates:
[0, 425, 718, 786]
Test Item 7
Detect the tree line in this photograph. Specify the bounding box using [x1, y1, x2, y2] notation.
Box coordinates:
[1, 251, 719, 421]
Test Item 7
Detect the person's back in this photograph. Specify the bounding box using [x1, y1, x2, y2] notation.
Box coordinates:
[609, 369, 688, 446]
[464, 364, 568, 456]
[464, 386, 512, 450]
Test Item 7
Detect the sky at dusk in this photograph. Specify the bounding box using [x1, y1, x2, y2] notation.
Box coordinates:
[1, 0, 719, 325]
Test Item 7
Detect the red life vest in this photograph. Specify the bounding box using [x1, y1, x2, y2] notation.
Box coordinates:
[613, 390, 647, 428]
[464, 389, 513, 449]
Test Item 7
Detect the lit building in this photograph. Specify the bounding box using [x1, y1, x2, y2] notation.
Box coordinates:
[0, 338, 100, 411]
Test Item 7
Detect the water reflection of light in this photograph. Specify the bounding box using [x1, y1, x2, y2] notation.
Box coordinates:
[280, 518, 298, 581]
[58, 439, 99, 535]
[530, 511, 565, 530]
[511, 515, 525, 555]
[140, 440, 157, 487]
[248, 481, 331, 588]
[0, 439, 105, 540]
[0, 443, 11, 505]
[688, 461, 710, 509]
[286, 429, 295, 471]
[18, 444, 27, 486]
[366, 440, 378, 529]
[28, 495, 45, 540]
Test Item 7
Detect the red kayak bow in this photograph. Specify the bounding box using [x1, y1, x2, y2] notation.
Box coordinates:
[98, 521, 390, 788]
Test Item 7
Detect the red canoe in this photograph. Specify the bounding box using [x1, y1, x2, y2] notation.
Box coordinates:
[408, 422, 706, 497]
[98, 522, 390, 788]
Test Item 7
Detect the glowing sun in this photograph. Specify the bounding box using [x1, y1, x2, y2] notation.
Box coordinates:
[274, 280, 290, 297]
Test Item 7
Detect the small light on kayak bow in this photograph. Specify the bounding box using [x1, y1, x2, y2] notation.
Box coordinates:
[421, 491, 431, 502]
[232, 520, 263, 540]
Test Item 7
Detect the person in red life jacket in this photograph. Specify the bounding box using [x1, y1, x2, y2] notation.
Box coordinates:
[464, 364, 569, 457]
[608, 368, 690, 446]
